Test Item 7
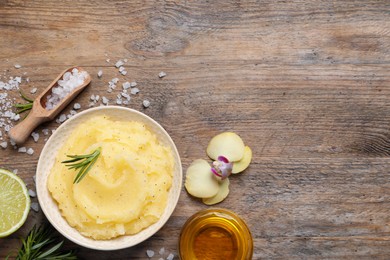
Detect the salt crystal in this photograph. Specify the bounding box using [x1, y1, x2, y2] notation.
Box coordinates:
[97, 70, 103, 78]
[121, 92, 130, 100]
[26, 148, 34, 155]
[116, 99, 122, 105]
[4, 125, 10, 132]
[102, 96, 109, 105]
[30, 87, 37, 94]
[115, 60, 124, 68]
[58, 114, 67, 123]
[42, 129, 49, 136]
[45, 69, 88, 110]
[14, 64, 22, 69]
[143, 100, 150, 108]
[146, 250, 155, 258]
[26, 77, 30, 83]
[112, 78, 119, 84]
[122, 82, 131, 90]
[28, 189, 36, 197]
[123, 100, 129, 105]
[120, 70, 127, 76]
[130, 81, 137, 87]
[131, 88, 140, 95]
[159, 247, 165, 255]
[13, 169, 18, 175]
[73, 103, 81, 110]
[18, 147, 27, 153]
[119, 66, 125, 72]
[158, 71, 167, 78]
[95, 95, 100, 102]
[90, 94, 96, 101]
[166, 253, 174, 260]
[31, 132, 39, 142]
[106, 58, 110, 63]
[31, 202, 40, 212]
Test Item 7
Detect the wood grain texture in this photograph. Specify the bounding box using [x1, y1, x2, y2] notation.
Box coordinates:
[0, 0, 389, 259]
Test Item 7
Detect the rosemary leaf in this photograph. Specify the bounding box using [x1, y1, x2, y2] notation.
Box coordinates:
[62, 147, 101, 184]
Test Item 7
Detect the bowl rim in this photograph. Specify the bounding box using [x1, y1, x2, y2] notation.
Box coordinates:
[36, 106, 182, 250]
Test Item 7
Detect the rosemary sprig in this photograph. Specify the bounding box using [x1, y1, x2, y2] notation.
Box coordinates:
[14, 91, 34, 114]
[62, 147, 101, 184]
[6, 224, 77, 260]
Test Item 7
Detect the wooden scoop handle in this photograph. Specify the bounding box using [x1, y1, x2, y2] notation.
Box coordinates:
[8, 112, 47, 145]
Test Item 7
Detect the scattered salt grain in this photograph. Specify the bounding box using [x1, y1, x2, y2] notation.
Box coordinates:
[116, 99, 122, 105]
[158, 71, 167, 78]
[119, 66, 125, 72]
[146, 250, 155, 258]
[30, 87, 37, 94]
[122, 81, 131, 90]
[102, 96, 109, 105]
[26, 148, 34, 155]
[115, 60, 124, 68]
[120, 70, 127, 76]
[167, 253, 174, 260]
[45, 68, 88, 110]
[31, 132, 39, 142]
[130, 88, 139, 95]
[14, 64, 22, 69]
[56, 114, 67, 123]
[97, 70, 103, 78]
[31, 202, 40, 212]
[18, 147, 27, 153]
[143, 100, 150, 108]
[28, 189, 36, 197]
[130, 81, 137, 87]
[112, 78, 119, 84]
[13, 169, 18, 174]
[159, 247, 165, 255]
[73, 103, 81, 110]
[42, 129, 49, 136]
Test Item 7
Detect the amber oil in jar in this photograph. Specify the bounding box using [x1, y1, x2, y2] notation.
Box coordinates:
[179, 208, 253, 260]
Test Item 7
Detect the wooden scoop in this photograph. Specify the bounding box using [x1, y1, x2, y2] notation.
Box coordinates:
[8, 66, 91, 145]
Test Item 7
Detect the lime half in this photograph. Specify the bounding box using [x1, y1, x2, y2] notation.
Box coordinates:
[0, 168, 30, 237]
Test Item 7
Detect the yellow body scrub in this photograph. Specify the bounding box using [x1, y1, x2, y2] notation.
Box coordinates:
[47, 115, 174, 240]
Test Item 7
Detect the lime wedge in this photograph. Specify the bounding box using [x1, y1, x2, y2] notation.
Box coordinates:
[0, 168, 30, 237]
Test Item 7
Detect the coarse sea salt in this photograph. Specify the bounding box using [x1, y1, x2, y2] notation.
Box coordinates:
[143, 100, 150, 108]
[31, 132, 39, 142]
[146, 250, 155, 258]
[158, 71, 167, 78]
[45, 68, 88, 110]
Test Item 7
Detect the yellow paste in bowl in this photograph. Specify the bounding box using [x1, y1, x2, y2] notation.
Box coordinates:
[48, 115, 174, 240]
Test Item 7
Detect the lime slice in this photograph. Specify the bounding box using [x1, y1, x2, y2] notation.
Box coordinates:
[0, 168, 30, 237]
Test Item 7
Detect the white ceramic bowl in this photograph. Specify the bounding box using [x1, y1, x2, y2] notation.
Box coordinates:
[36, 106, 182, 250]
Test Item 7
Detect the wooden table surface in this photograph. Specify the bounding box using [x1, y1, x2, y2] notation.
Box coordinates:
[1, 1, 389, 259]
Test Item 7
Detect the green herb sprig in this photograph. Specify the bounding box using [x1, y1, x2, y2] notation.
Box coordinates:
[6, 224, 77, 260]
[62, 147, 101, 184]
[14, 91, 34, 115]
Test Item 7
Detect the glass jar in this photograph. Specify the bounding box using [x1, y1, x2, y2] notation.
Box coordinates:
[179, 208, 253, 260]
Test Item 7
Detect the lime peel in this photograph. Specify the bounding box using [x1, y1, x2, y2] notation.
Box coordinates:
[0, 168, 30, 237]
